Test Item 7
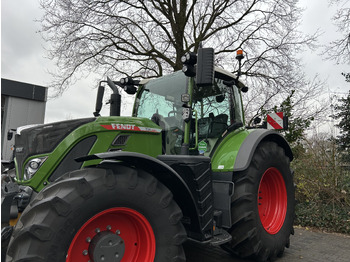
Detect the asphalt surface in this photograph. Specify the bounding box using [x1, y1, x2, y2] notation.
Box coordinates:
[184, 227, 350, 262]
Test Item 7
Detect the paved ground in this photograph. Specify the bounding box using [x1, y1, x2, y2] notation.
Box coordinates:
[184, 227, 350, 262]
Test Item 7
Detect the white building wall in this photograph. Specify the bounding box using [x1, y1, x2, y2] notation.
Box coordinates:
[1, 96, 46, 161]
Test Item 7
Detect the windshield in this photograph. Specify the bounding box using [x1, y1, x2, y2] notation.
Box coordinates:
[134, 70, 186, 120]
[134, 71, 186, 154]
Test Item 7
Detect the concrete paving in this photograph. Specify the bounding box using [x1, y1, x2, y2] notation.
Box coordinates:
[184, 227, 350, 262]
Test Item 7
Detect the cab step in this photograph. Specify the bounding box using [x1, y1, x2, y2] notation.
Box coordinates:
[210, 228, 232, 246]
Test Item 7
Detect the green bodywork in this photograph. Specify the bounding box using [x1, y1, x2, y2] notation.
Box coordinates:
[211, 128, 251, 172]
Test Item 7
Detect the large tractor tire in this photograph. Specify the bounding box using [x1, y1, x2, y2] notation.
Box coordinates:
[6, 165, 187, 262]
[223, 141, 295, 262]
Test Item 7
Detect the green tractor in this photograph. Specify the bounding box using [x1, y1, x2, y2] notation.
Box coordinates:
[2, 47, 294, 262]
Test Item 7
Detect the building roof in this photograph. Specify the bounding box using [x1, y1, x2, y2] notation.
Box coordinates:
[1, 78, 47, 102]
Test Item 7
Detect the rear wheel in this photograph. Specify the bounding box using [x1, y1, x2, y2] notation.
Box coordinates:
[223, 141, 295, 261]
[6, 166, 187, 262]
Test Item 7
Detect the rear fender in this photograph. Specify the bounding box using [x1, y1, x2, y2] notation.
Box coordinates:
[234, 129, 293, 172]
[211, 130, 292, 229]
[76, 151, 205, 240]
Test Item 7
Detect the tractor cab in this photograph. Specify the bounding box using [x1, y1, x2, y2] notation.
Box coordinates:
[133, 68, 245, 156]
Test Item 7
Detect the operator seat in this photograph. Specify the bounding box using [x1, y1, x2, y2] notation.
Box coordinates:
[198, 113, 228, 139]
[209, 114, 228, 137]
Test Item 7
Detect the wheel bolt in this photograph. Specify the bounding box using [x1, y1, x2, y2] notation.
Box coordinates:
[106, 225, 112, 230]
[83, 250, 88, 256]
[86, 237, 91, 243]
[95, 228, 101, 233]
[116, 229, 121, 235]
[101, 255, 105, 261]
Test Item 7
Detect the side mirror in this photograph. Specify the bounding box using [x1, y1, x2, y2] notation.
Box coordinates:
[7, 130, 13, 141]
[216, 94, 225, 103]
[94, 85, 105, 117]
[253, 117, 261, 125]
[241, 86, 248, 93]
[196, 47, 214, 87]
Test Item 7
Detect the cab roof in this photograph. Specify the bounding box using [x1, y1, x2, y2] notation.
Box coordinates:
[140, 67, 247, 90]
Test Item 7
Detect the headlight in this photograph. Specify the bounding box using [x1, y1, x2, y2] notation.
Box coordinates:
[24, 157, 47, 181]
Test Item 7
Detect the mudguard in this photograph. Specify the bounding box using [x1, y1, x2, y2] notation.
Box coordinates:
[233, 129, 293, 172]
[211, 129, 293, 229]
[211, 129, 292, 173]
[76, 151, 209, 241]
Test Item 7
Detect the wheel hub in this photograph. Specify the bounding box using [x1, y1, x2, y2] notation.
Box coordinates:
[258, 167, 287, 235]
[89, 231, 125, 262]
[66, 207, 156, 262]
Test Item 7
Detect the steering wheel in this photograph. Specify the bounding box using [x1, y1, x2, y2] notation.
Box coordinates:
[168, 110, 177, 117]
[151, 113, 162, 126]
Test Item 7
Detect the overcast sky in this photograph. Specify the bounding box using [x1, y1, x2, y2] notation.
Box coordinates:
[1, 0, 349, 127]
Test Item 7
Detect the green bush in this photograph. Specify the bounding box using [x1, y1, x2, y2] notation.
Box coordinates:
[291, 135, 350, 234]
[295, 202, 350, 234]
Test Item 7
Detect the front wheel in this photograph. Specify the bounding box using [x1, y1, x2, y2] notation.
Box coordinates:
[6, 166, 187, 262]
[224, 141, 295, 261]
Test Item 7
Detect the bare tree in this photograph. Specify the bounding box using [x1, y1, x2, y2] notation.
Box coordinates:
[40, 0, 328, 134]
[325, 0, 350, 64]
[40, 0, 316, 91]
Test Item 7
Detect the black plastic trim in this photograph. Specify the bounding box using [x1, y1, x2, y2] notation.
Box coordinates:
[112, 135, 130, 146]
[1, 181, 20, 223]
[157, 155, 213, 239]
[49, 136, 97, 182]
[212, 180, 234, 228]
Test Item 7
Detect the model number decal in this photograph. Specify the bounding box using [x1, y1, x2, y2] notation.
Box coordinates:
[101, 124, 161, 133]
